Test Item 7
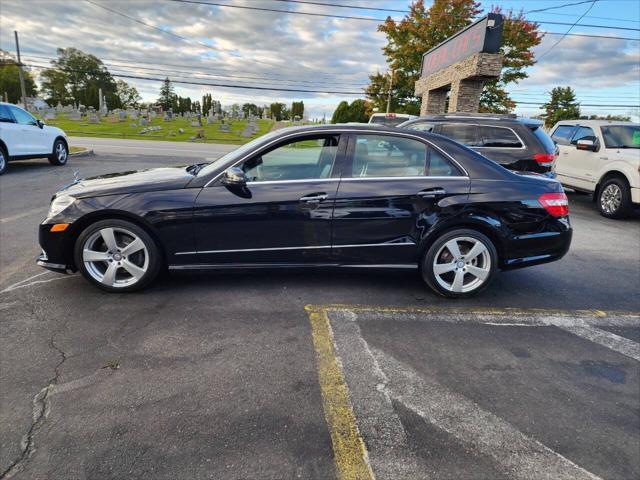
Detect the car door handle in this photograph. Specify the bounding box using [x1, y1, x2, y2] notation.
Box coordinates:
[417, 188, 446, 198]
[299, 193, 328, 203]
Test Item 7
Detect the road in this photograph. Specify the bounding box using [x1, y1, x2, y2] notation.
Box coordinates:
[0, 153, 638, 479]
[69, 136, 238, 158]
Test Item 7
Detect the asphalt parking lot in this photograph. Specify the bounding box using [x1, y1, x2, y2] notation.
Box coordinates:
[1, 153, 639, 479]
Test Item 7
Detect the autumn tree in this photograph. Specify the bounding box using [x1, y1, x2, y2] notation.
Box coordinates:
[542, 86, 580, 128]
[366, 0, 542, 114]
[0, 50, 37, 103]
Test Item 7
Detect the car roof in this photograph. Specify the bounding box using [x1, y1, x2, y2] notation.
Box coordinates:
[271, 124, 414, 135]
[400, 113, 541, 126]
[553, 119, 639, 127]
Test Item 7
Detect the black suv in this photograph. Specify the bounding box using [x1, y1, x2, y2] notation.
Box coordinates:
[398, 113, 558, 174]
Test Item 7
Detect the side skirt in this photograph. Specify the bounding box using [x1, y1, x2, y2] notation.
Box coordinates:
[168, 263, 418, 271]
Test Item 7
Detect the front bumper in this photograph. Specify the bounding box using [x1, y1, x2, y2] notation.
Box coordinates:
[37, 252, 73, 274]
[38, 224, 76, 273]
[632, 187, 640, 205]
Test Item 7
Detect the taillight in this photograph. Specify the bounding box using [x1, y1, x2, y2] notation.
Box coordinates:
[534, 153, 557, 167]
[539, 192, 569, 217]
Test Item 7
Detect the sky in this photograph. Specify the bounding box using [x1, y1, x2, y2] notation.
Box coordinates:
[0, 0, 638, 120]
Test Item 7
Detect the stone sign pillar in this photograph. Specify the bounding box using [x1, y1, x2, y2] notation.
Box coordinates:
[414, 14, 504, 114]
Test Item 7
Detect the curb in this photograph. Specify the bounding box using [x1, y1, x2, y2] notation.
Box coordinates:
[69, 148, 94, 158]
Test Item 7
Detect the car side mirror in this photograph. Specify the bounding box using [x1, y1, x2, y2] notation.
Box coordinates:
[576, 139, 598, 152]
[221, 166, 247, 186]
[37, 119, 44, 129]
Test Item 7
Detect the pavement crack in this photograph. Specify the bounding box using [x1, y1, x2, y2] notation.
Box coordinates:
[1, 324, 68, 479]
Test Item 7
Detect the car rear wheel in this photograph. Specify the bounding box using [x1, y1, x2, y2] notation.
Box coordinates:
[597, 177, 632, 219]
[49, 139, 68, 166]
[421, 229, 497, 298]
[0, 145, 7, 175]
[74, 219, 161, 292]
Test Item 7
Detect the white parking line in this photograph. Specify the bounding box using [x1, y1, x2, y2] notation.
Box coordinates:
[556, 323, 640, 362]
[0, 272, 72, 294]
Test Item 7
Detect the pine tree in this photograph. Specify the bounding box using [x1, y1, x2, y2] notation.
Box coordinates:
[158, 77, 174, 111]
[542, 87, 581, 128]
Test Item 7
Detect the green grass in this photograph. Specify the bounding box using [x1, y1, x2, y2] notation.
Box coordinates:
[45, 114, 275, 144]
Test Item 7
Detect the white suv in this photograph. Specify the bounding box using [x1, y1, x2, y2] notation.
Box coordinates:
[0, 102, 69, 175]
[550, 120, 639, 218]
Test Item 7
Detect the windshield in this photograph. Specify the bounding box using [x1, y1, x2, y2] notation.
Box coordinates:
[601, 125, 640, 149]
[197, 129, 285, 176]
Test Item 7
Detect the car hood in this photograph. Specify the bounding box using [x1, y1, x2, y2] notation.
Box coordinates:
[60, 166, 195, 198]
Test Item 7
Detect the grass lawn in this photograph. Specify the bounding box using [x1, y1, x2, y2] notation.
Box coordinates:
[45, 115, 275, 145]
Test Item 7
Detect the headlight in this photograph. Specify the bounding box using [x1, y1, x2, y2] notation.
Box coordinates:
[48, 195, 76, 217]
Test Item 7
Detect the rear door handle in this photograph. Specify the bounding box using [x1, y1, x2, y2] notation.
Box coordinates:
[417, 188, 446, 198]
[299, 193, 328, 203]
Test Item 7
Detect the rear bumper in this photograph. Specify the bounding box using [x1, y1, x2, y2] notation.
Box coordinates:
[501, 218, 572, 270]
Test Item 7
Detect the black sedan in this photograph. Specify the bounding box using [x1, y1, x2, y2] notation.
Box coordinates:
[38, 125, 572, 298]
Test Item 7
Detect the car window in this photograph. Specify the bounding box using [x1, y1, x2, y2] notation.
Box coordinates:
[8, 106, 37, 126]
[405, 122, 435, 133]
[350, 134, 427, 177]
[551, 125, 576, 145]
[570, 126, 596, 144]
[531, 126, 557, 154]
[0, 105, 15, 123]
[601, 125, 640, 149]
[478, 126, 523, 148]
[369, 116, 408, 127]
[439, 124, 479, 146]
[427, 148, 463, 177]
[242, 135, 339, 182]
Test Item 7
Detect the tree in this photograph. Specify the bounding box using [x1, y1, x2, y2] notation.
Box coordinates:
[291, 101, 304, 119]
[0, 51, 37, 103]
[542, 87, 580, 128]
[115, 80, 141, 108]
[40, 48, 118, 108]
[348, 99, 371, 123]
[242, 103, 260, 118]
[366, 0, 542, 114]
[270, 102, 287, 121]
[158, 77, 174, 111]
[331, 101, 351, 123]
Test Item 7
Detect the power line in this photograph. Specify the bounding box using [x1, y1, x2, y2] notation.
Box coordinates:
[540, 31, 638, 41]
[538, 0, 599, 59]
[270, 0, 408, 14]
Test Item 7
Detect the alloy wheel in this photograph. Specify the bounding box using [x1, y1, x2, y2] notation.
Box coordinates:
[600, 184, 622, 215]
[0, 150, 5, 172]
[432, 236, 491, 293]
[56, 143, 68, 163]
[82, 227, 149, 288]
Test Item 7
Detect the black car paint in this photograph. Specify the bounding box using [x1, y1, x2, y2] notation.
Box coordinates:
[398, 116, 557, 174]
[38, 125, 571, 276]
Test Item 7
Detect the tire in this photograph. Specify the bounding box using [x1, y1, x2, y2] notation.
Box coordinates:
[49, 139, 68, 166]
[421, 229, 498, 299]
[0, 144, 7, 175]
[597, 176, 632, 219]
[74, 219, 162, 292]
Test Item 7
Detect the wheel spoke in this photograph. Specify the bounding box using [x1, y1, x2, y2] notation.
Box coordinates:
[445, 239, 462, 259]
[122, 260, 145, 280]
[467, 265, 489, 281]
[434, 261, 456, 275]
[121, 237, 145, 256]
[451, 270, 465, 292]
[466, 241, 487, 261]
[100, 228, 118, 252]
[101, 263, 118, 285]
[83, 249, 110, 262]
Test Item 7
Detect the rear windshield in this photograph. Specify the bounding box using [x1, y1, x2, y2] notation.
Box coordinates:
[531, 126, 556, 153]
[369, 116, 409, 127]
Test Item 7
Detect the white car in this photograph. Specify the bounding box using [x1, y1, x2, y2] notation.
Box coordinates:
[550, 120, 640, 218]
[0, 102, 69, 175]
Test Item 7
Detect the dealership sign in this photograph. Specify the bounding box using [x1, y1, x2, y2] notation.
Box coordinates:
[420, 13, 504, 77]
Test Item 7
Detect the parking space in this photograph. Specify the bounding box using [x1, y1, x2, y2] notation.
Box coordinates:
[1, 153, 639, 479]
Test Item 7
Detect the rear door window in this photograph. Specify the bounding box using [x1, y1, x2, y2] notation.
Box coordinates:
[551, 125, 576, 145]
[478, 126, 523, 148]
[350, 134, 427, 177]
[439, 123, 480, 146]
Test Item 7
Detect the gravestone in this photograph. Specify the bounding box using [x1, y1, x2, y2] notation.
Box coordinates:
[130, 123, 138, 128]
[45, 111, 56, 121]
[219, 124, 231, 133]
[178, 128, 185, 134]
[140, 118, 148, 126]
[190, 121, 200, 127]
[68, 111, 82, 121]
[87, 113, 99, 124]
[119, 111, 126, 121]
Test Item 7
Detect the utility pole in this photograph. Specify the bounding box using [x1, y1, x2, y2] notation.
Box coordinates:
[386, 70, 394, 114]
[14, 31, 27, 109]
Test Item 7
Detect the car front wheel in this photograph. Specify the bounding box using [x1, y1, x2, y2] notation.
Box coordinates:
[74, 219, 161, 292]
[597, 177, 632, 219]
[422, 229, 497, 298]
[49, 139, 68, 166]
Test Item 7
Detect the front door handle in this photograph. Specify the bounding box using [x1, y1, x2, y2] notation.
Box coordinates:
[417, 188, 446, 199]
[299, 193, 328, 203]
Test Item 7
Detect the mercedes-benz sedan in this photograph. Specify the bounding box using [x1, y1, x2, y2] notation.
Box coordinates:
[38, 125, 572, 298]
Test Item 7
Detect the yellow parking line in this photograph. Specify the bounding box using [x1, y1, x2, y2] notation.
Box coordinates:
[305, 305, 374, 480]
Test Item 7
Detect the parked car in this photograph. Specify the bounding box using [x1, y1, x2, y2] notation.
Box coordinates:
[398, 113, 558, 175]
[38, 125, 571, 298]
[550, 120, 640, 218]
[369, 113, 417, 127]
[0, 102, 69, 175]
